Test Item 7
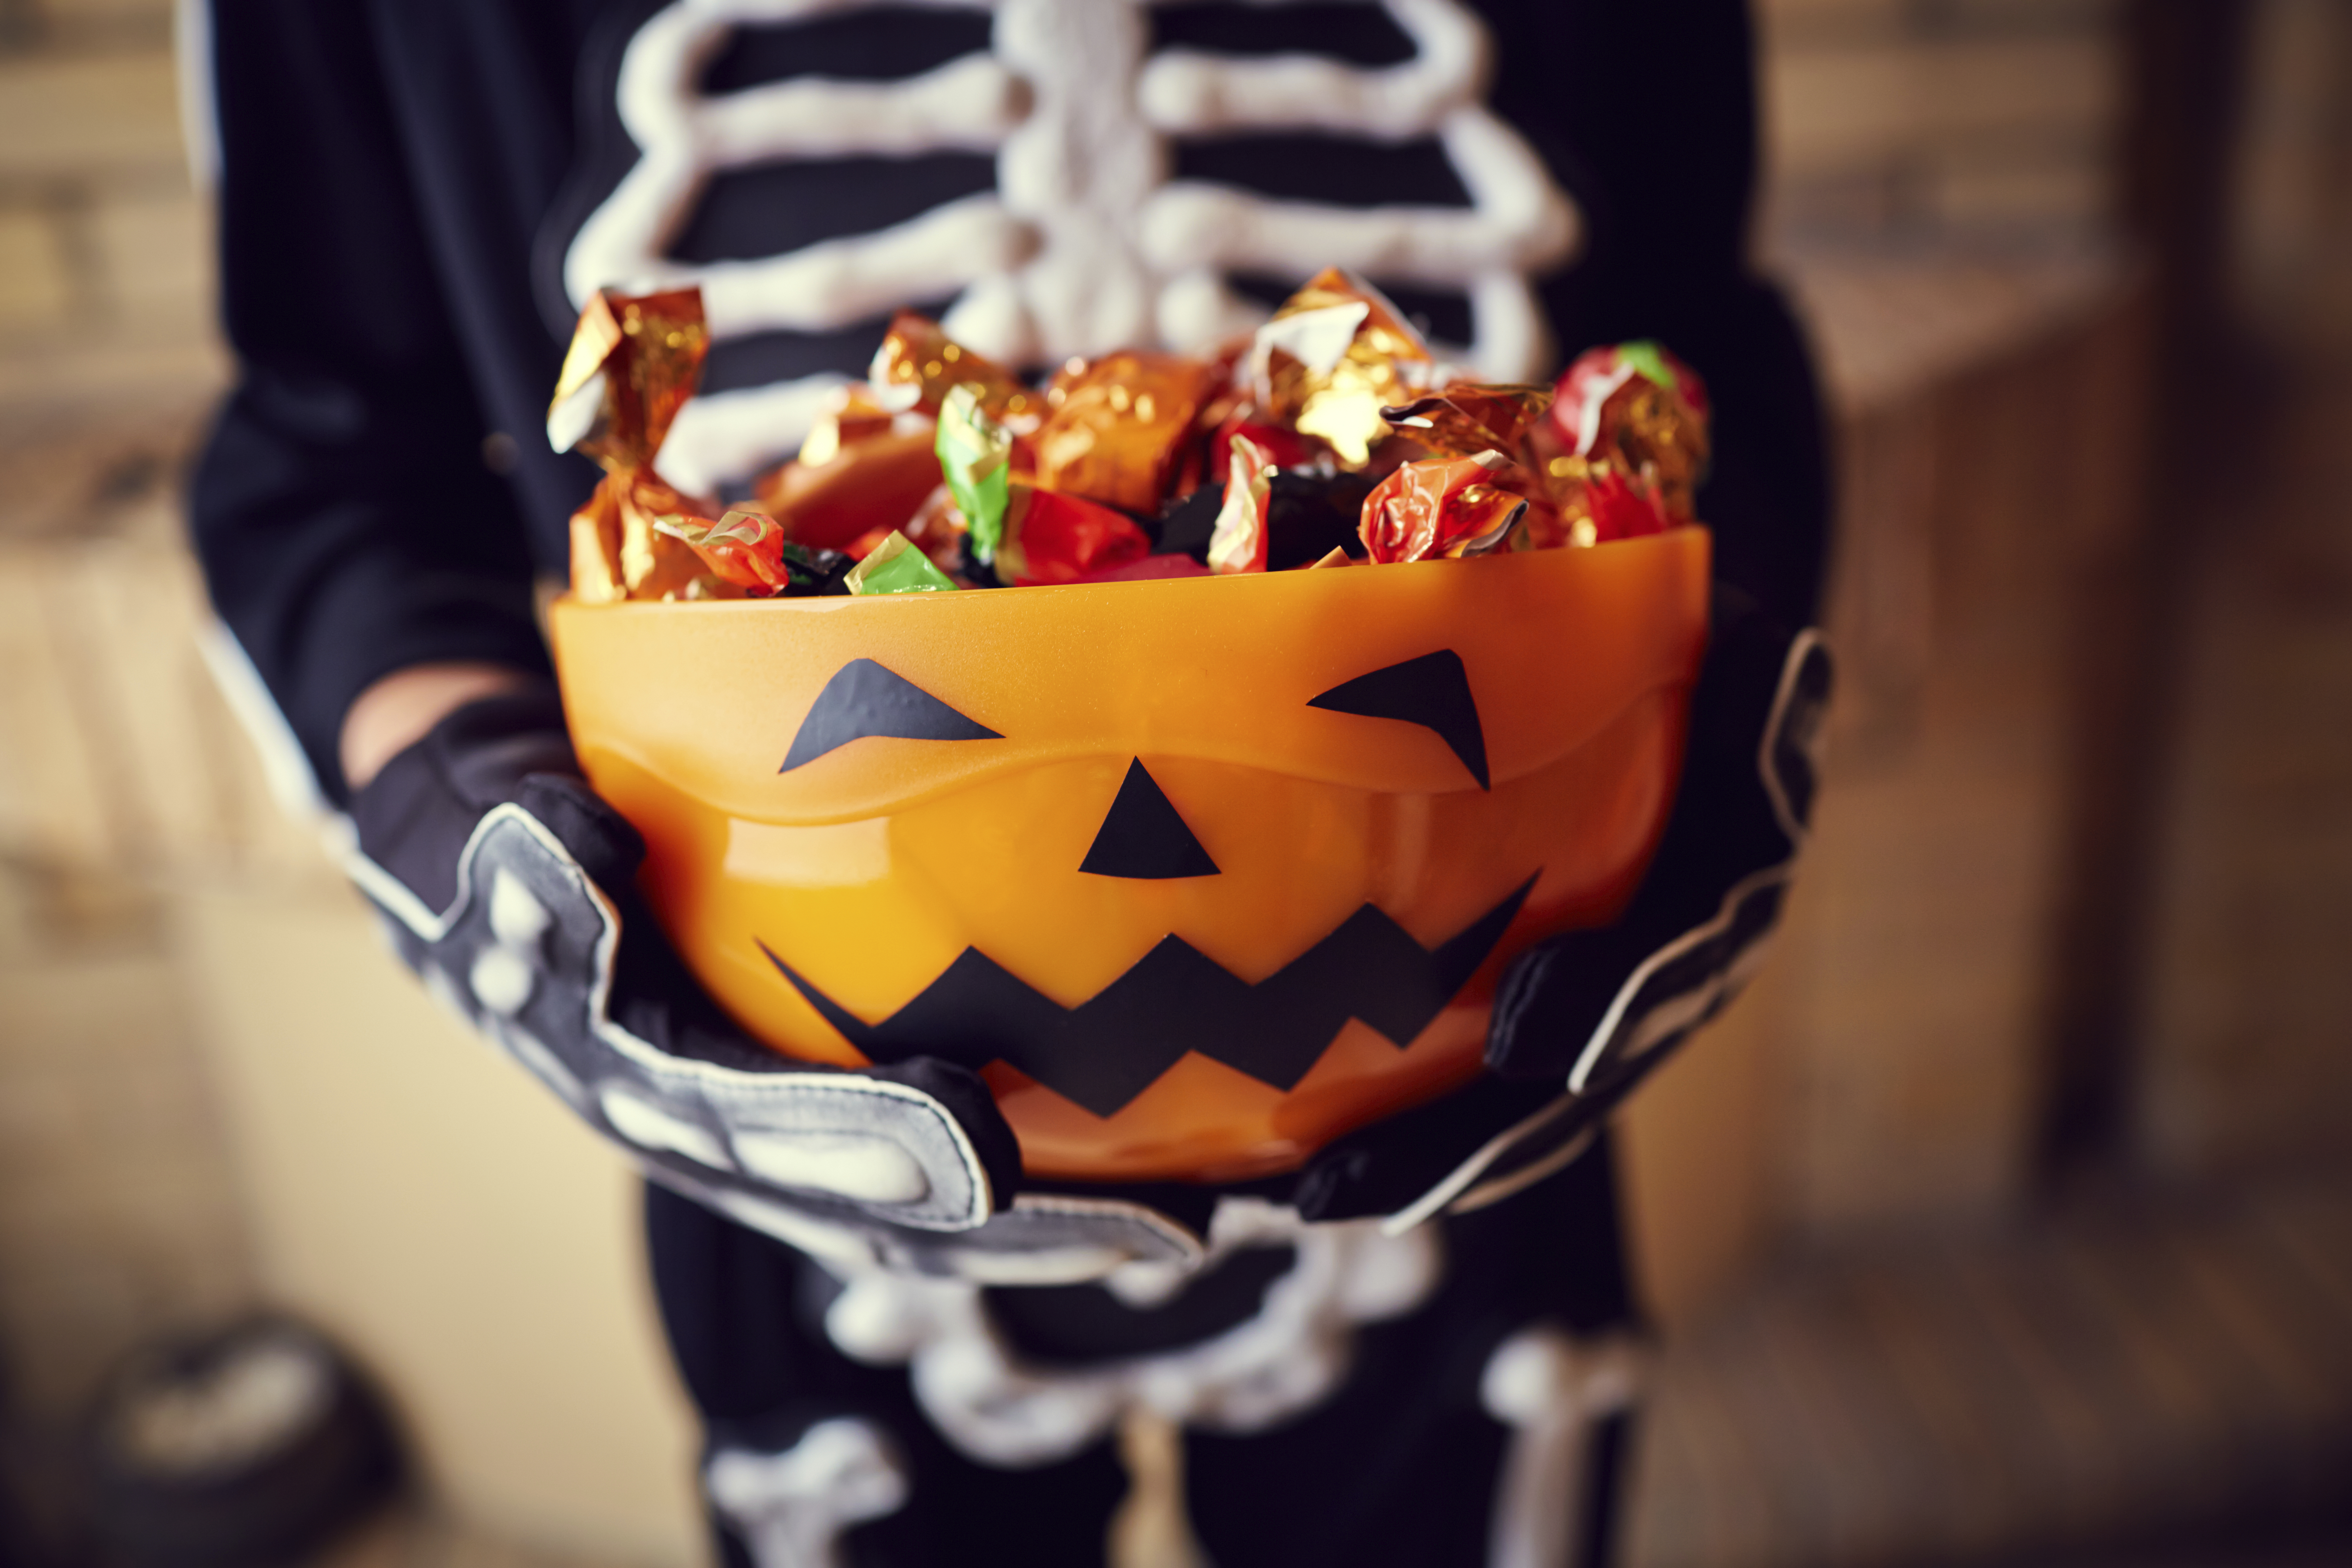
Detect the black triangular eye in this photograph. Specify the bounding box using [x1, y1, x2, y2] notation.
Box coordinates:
[1309, 650, 1489, 790]
[1080, 760, 1220, 878]
[780, 659, 1000, 773]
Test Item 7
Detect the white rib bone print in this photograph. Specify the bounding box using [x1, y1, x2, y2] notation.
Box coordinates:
[563, 0, 1581, 494]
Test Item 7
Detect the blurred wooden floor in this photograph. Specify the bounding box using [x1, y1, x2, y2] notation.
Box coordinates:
[1629, 1178, 2352, 1568]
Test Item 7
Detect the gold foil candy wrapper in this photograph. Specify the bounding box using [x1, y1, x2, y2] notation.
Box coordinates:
[1381, 383, 1554, 462]
[1605, 379, 1706, 521]
[869, 311, 1043, 431]
[1032, 352, 1220, 514]
[550, 287, 714, 602]
[567, 470, 714, 603]
[1248, 268, 1436, 468]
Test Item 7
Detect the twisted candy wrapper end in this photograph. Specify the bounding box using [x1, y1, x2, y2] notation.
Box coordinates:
[846, 530, 962, 595]
[553, 287, 714, 603]
[937, 383, 1015, 567]
[1207, 434, 1275, 576]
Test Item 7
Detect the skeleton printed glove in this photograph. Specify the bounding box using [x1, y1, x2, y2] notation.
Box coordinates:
[345, 684, 1029, 1258]
[1290, 592, 1831, 1225]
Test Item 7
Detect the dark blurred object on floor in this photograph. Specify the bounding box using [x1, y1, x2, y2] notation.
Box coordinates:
[87, 1316, 400, 1568]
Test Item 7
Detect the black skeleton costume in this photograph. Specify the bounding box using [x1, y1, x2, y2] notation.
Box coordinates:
[187, 2, 1830, 1564]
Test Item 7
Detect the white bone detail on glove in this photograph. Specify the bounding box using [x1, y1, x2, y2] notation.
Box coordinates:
[349, 802, 1200, 1280]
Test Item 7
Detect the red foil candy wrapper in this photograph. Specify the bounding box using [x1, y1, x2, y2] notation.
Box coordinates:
[1581, 467, 1673, 541]
[1033, 352, 1221, 514]
[1548, 341, 1711, 524]
[995, 483, 1153, 587]
[550, 287, 717, 602]
[1210, 416, 1319, 476]
[654, 508, 793, 593]
[1358, 451, 1530, 564]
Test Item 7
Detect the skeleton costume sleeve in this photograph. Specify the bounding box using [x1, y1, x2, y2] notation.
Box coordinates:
[187, 0, 596, 799]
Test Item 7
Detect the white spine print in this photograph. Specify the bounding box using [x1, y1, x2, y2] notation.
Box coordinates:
[564, 0, 1581, 494]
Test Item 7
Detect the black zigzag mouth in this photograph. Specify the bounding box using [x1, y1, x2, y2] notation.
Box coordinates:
[758, 876, 1536, 1119]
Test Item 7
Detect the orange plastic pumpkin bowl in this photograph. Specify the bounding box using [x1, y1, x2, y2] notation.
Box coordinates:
[548, 528, 1711, 1184]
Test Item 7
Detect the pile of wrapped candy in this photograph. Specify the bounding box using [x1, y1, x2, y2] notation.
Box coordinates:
[553, 268, 1711, 603]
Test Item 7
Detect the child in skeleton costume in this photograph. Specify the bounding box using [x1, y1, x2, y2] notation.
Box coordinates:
[188, 2, 1830, 1564]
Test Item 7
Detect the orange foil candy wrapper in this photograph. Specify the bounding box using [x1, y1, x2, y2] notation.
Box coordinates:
[753, 427, 943, 554]
[869, 310, 1044, 431]
[747, 382, 943, 552]
[1032, 352, 1219, 513]
[1359, 451, 1531, 564]
[550, 287, 718, 603]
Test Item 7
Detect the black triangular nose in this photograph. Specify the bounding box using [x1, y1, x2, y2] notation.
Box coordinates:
[1080, 760, 1220, 879]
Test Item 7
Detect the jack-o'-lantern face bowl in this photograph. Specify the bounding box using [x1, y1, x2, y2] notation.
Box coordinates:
[548, 527, 1710, 1184]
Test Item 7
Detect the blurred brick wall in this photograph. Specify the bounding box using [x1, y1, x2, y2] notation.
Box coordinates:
[0, 0, 317, 886]
[1735, 0, 2143, 1239]
[1758, 0, 2124, 252]
[0, 0, 284, 1452]
[0, 0, 220, 422]
[2137, 0, 2352, 1185]
[2227, 0, 2352, 350]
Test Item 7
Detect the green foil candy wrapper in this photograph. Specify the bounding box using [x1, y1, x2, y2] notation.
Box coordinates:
[844, 531, 961, 595]
[936, 382, 1013, 566]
